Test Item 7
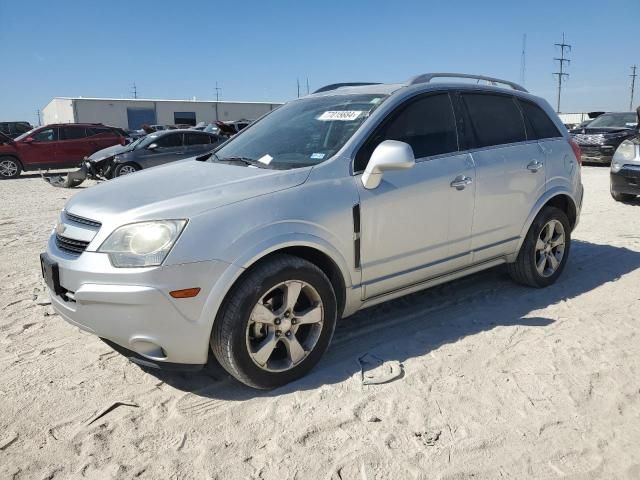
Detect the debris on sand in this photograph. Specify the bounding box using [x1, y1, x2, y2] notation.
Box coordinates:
[358, 353, 403, 385]
[86, 401, 139, 426]
[0, 432, 18, 450]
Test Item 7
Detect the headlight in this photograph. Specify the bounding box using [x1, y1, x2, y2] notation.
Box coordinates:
[611, 141, 637, 172]
[98, 220, 187, 267]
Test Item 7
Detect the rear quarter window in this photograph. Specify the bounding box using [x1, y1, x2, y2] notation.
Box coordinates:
[461, 93, 526, 148]
[518, 100, 562, 140]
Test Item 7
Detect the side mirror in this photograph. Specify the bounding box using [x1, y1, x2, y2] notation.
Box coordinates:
[23, 137, 34, 144]
[361, 140, 415, 189]
[147, 143, 158, 150]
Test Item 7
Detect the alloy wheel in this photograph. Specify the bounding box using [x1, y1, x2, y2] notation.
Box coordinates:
[0, 159, 18, 178]
[118, 165, 137, 176]
[535, 219, 565, 277]
[246, 280, 324, 372]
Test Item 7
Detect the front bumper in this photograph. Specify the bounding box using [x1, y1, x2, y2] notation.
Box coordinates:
[45, 234, 241, 366]
[611, 166, 640, 196]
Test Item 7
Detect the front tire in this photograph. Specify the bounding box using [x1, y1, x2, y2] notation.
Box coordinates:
[211, 254, 337, 389]
[0, 156, 22, 179]
[508, 206, 571, 288]
[113, 162, 140, 177]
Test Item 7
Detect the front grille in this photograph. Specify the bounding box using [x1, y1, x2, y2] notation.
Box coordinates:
[55, 234, 90, 255]
[573, 134, 605, 146]
[64, 211, 102, 228]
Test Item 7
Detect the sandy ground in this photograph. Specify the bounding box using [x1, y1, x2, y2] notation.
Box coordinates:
[1, 166, 639, 479]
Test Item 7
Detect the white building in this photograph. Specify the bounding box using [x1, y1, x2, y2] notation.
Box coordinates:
[42, 97, 282, 130]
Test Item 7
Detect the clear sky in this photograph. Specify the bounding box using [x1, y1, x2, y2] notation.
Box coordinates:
[1, 0, 638, 124]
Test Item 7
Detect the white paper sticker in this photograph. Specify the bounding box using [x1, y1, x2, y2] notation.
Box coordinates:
[310, 153, 325, 160]
[257, 154, 273, 165]
[625, 122, 638, 127]
[318, 110, 364, 121]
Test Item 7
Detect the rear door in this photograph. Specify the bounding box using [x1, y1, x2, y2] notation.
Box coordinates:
[87, 126, 123, 151]
[136, 132, 185, 168]
[17, 127, 59, 168]
[57, 126, 95, 166]
[459, 92, 544, 263]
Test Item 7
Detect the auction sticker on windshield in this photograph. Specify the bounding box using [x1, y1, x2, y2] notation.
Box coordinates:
[318, 111, 365, 121]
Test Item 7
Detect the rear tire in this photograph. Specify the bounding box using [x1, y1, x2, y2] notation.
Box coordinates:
[611, 190, 635, 203]
[211, 254, 337, 389]
[0, 156, 21, 179]
[508, 206, 571, 288]
[114, 162, 140, 177]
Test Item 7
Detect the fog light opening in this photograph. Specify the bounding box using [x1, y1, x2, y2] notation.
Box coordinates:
[130, 339, 167, 360]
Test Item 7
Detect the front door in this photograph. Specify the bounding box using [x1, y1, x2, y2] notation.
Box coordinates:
[355, 92, 476, 299]
[17, 127, 59, 168]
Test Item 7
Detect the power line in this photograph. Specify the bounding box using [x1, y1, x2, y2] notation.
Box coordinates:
[520, 33, 527, 86]
[552, 33, 571, 113]
[630, 65, 637, 110]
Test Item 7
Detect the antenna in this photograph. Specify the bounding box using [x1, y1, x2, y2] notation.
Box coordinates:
[553, 33, 571, 113]
[131, 82, 138, 99]
[520, 34, 527, 86]
[630, 65, 637, 110]
[215, 81, 222, 102]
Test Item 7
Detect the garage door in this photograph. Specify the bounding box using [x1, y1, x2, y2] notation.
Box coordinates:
[127, 108, 156, 130]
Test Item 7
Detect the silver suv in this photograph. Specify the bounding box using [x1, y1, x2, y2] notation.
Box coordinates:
[42, 73, 583, 389]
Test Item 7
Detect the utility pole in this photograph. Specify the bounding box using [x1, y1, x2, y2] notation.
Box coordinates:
[306, 77, 310, 95]
[131, 82, 138, 99]
[36, 109, 41, 126]
[553, 33, 571, 113]
[215, 81, 221, 102]
[630, 65, 637, 110]
[519, 34, 527, 86]
[297, 78, 300, 98]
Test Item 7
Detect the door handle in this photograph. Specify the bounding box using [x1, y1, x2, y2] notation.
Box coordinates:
[450, 175, 473, 190]
[527, 160, 543, 172]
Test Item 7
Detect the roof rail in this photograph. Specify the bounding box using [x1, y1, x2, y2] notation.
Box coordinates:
[313, 82, 381, 94]
[408, 73, 528, 93]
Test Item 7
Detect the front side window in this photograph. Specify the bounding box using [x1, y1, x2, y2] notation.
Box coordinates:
[519, 100, 562, 140]
[213, 93, 388, 170]
[355, 93, 458, 171]
[462, 93, 526, 148]
[31, 128, 58, 142]
[60, 126, 87, 140]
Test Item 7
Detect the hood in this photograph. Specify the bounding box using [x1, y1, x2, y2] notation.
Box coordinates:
[88, 143, 134, 161]
[577, 127, 636, 135]
[64, 158, 310, 223]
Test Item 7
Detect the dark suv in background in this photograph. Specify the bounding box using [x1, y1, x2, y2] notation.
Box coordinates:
[570, 111, 639, 164]
[0, 124, 125, 179]
[0, 121, 33, 138]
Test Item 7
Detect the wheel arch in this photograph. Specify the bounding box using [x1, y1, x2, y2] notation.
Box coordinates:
[514, 189, 578, 257]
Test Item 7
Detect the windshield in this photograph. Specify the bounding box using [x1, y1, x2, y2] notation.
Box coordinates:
[212, 93, 388, 169]
[588, 113, 638, 129]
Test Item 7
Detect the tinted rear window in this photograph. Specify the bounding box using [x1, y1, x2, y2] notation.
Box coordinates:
[61, 126, 88, 140]
[184, 133, 211, 145]
[519, 100, 562, 140]
[462, 93, 526, 148]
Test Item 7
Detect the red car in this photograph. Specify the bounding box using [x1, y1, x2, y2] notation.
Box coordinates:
[0, 124, 125, 179]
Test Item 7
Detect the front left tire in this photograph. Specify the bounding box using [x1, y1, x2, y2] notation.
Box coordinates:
[0, 156, 21, 179]
[210, 254, 337, 389]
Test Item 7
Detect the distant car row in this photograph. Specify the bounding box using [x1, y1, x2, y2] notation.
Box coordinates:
[0, 123, 228, 179]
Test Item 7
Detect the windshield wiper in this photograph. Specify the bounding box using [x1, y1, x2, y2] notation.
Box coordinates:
[216, 156, 270, 168]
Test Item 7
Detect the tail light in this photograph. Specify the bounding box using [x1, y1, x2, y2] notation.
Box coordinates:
[568, 137, 582, 165]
